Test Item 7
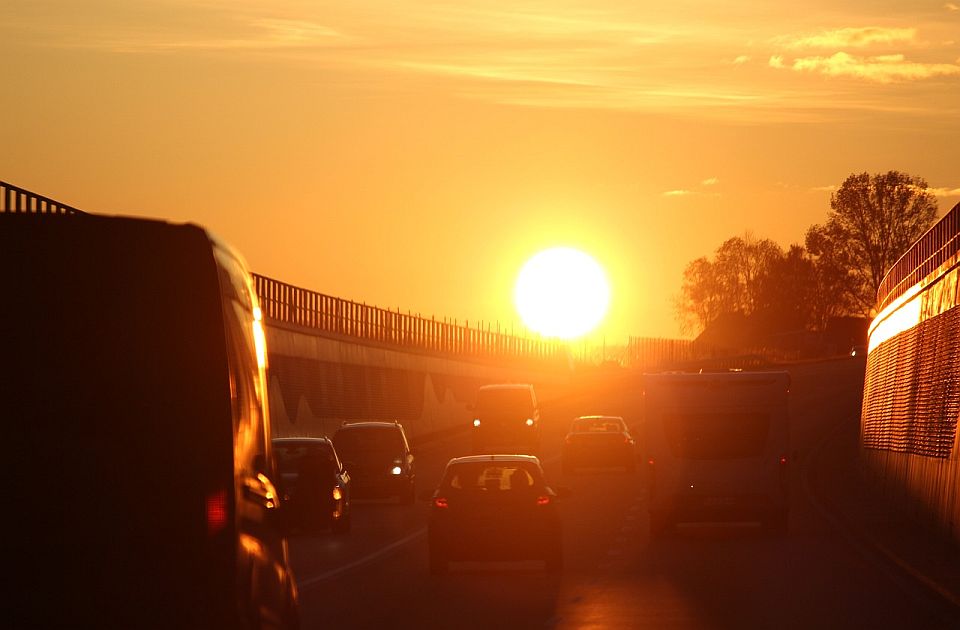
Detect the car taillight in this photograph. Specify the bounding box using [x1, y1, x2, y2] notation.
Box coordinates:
[536, 495, 551, 506]
[779, 454, 788, 466]
[433, 497, 449, 509]
[647, 458, 655, 467]
[206, 489, 228, 536]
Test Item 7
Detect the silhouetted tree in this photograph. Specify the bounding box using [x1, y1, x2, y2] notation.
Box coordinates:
[677, 234, 784, 335]
[806, 171, 938, 314]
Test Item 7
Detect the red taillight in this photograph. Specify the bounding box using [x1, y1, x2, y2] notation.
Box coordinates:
[433, 497, 449, 509]
[206, 489, 228, 536]
[647, 458, 655, 467]
[779, 455, 788, 466]
[536, 495, 551, 506]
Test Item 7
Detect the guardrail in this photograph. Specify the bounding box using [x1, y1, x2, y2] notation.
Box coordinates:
[2, 179, 566, 367]
[1, 180, 83, 215]
[876, 202, 960, 312]
[253, 273, 566, 365]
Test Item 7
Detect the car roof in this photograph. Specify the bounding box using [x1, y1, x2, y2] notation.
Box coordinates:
[336, 421, 404, 430]
[446, 454, 541, 466]
[478, 383, 533, 391]
[272, 436, 333, 445]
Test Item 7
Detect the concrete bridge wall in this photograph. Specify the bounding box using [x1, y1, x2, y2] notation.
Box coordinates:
[265, 322, 569, 444]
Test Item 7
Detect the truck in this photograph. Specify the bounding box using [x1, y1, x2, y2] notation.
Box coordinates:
[642, 370, 791, 536]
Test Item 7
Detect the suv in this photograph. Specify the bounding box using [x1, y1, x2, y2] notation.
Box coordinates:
[333, 421, 416, 504]
[4, 213, 298, 628]
[471, 384, 541, 454]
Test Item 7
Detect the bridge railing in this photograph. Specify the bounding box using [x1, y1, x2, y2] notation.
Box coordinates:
[876, 202, 960, 312]
[1, 180, 83, 215]
[3, 179, 566, 367]
[253, 273, 566, 366]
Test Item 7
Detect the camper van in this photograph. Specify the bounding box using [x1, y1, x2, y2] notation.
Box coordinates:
[3, 213, 299, 628]
[642, 371, 791, 535]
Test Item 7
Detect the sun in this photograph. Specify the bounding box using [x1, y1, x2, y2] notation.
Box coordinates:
[514, 247, 610, 340]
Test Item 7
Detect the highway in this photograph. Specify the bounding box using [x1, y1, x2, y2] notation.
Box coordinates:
[288, 358, 959, 629]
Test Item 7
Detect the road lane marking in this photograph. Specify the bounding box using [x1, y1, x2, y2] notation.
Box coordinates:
[297, 528, 426, 591]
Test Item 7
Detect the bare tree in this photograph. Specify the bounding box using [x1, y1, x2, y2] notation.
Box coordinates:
[807, 171, 938, 314]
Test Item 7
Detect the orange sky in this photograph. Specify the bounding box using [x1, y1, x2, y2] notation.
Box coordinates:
[2, 1, 959, 342]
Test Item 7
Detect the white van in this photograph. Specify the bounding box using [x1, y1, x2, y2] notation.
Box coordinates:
[642, 371, 791, 535]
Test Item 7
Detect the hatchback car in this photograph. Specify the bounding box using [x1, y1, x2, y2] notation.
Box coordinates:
[333, 421, 416, 503]
[561, 415, 637, 474]
[427, 455, 565, 574]
[273, 437, 351, 534]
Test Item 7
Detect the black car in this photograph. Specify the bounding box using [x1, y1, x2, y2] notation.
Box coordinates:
[561, 415, 637, 474]
[470, 384, 541, 454]
[333, 421, 416, 503]
[273, 437, 352, 534]
[427, 455, 565, 574]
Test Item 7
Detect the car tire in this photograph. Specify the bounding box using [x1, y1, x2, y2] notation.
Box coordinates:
[429, 548, 448, 575]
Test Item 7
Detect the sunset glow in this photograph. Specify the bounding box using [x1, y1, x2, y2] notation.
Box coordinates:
[514, 248, 610, 339]
[1, 1, 958, 340]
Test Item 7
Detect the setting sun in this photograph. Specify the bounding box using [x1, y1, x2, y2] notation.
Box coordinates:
[514, 247, 610, 340]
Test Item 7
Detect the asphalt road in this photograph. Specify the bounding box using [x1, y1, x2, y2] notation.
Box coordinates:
[289, 358, 960, 629]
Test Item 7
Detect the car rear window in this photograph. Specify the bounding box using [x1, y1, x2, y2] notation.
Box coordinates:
[572, 418, 623, 433]
[663, 412, 770, 459]
[335, 427, 402, 459]
[274, 443, 336, 473]
[442, 462, 543, 492]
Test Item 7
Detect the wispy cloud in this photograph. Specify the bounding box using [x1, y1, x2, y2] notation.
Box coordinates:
[811, 185, 838, 192]
[780, 27, 916, 50]
[925, 186, 960, 197]
[733, 55, 750, 65]
[663, 189, 694, 197]
[769, 55, 785, 69]
[946, 3, 960, 12]
[701, 177, 719, 186]
[786, 52, 960, 83]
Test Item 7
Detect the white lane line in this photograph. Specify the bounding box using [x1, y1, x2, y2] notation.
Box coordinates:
[298, 528, 426, 591]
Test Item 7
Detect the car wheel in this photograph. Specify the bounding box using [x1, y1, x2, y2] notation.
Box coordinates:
[429, 548, 448, 575]
[331, 510, 351, 534]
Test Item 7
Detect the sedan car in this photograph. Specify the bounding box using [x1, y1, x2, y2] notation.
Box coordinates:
[273, 437, 351, 534]
[333, 421, 416, 504]
[561, 415, 637, 474]
[427, 455, 565, 574]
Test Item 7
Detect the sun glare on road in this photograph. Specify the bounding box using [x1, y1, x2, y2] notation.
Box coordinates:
[514, 247, 610, 340]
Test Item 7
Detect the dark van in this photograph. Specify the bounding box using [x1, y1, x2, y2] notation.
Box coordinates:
[2, 213, 299, 628]
[470, 384, 541, 454]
